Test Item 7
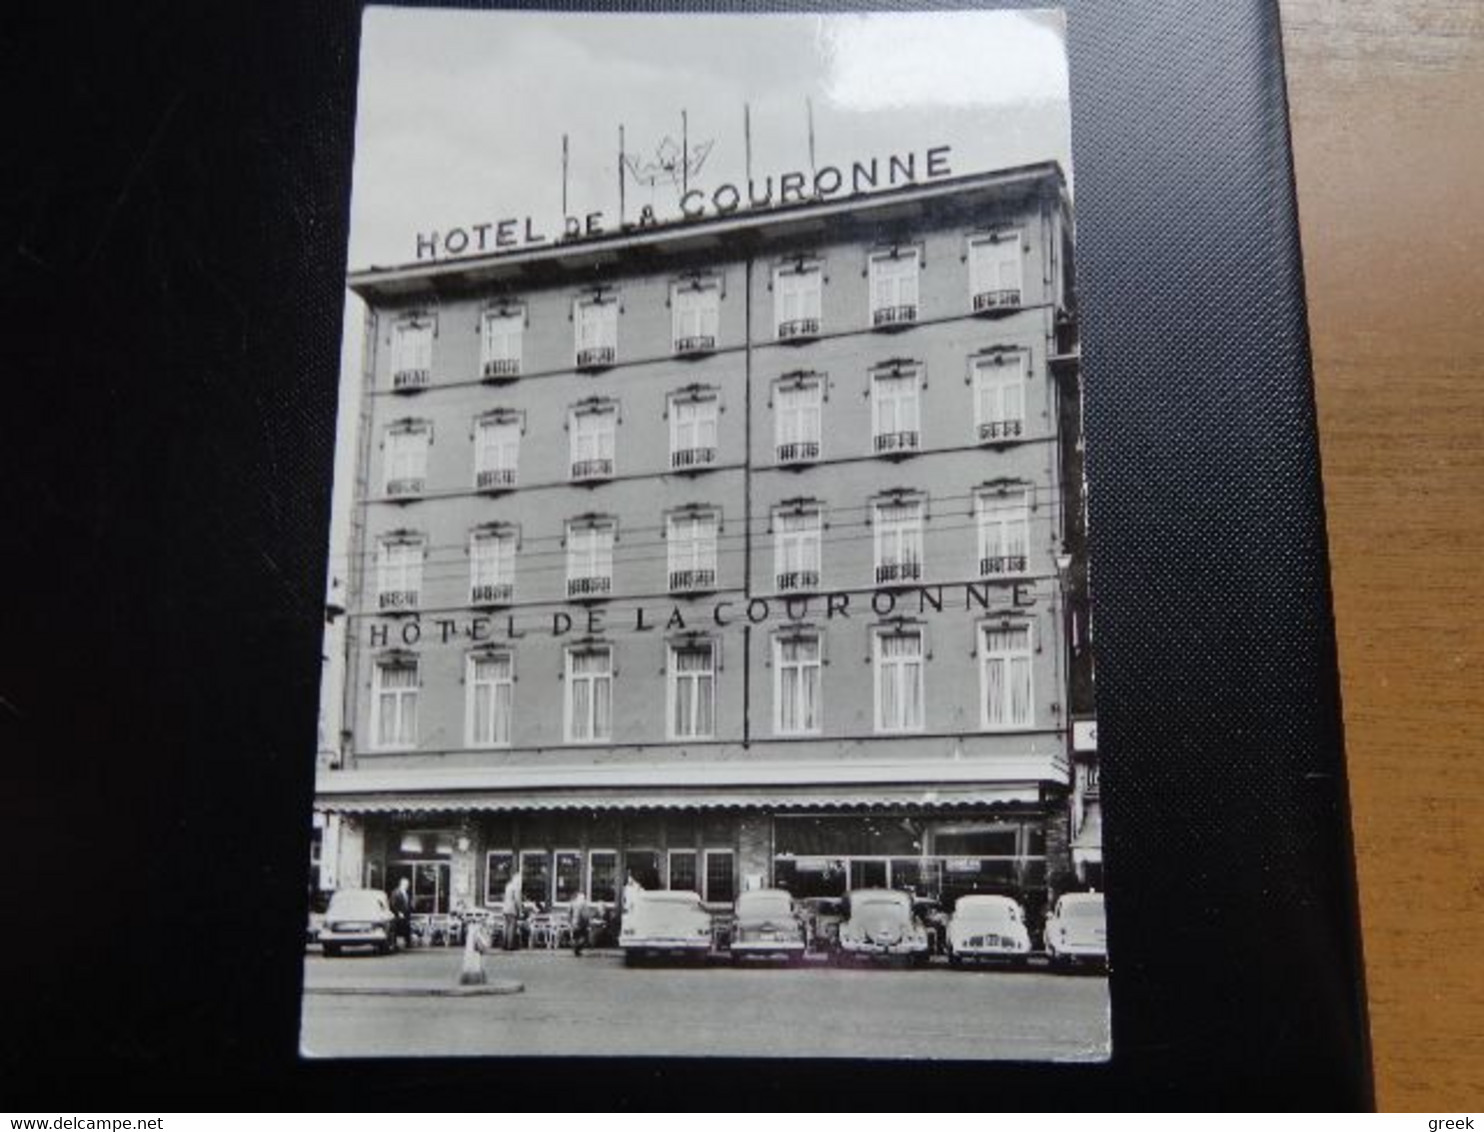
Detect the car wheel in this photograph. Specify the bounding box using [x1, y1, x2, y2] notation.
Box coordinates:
[322, 944, 340, 958]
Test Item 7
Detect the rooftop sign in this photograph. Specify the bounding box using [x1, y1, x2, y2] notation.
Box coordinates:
[412, 144, 955, 263]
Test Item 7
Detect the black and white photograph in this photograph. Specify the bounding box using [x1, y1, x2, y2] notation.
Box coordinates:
[301, 5, 1106, 1061]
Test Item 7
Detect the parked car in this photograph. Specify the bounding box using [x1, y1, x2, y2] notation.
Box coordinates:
[620, 890, 713, 965]
[1043, 891, 1107, 969]
[318, 888, 396, 957]
[797, 896, 846, 954]
[945, 895, 1032, 968]
[729, 889, 806, 963]
[835, 889, 930, 965]
[306, 890, 333, 948]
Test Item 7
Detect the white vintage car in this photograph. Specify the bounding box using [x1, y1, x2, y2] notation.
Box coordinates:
[945, 895, 1032, 968]
[620, 890, 713, 965]
[318, 888, 396, 957]
[1043, 891, 1108, 969]
[729, 888, 805, 962]
[835, 889, 930, 964]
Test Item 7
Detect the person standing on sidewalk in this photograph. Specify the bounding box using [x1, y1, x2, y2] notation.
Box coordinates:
[390, 877, 413, 952]
[501, 871, 523, 951]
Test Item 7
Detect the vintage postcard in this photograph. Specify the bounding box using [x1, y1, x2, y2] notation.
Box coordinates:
[302, 5, 1105, 1060]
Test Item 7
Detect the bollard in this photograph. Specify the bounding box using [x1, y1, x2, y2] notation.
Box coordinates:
[458, 920, 488, 987]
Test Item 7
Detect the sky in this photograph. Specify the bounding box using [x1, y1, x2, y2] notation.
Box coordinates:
[320, 7, 1073, 729]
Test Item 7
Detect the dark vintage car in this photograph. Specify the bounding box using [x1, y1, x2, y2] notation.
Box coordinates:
[835, 889, 931, 965]
[797, 896, 847, 954]
[318, 888, 397, 957]
[729, 889, 806, 963]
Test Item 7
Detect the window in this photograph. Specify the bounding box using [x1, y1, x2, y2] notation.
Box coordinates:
[774, 265, 822, 339]
[669, 394, 719, 470]
[570, 404, 616, 480]
[981, 623, 1034, 729]
[485, 851, 514, 906]
[774, 506, 822, 592]
[554, 851, 583, 903]
[874, 499, 923, 584]
[969, 232, 1022, 311]
[668, 849, 698, 892]
[672, 282, 720, 354]
[869, 249, 920, 326]
[521, 851, 551, 904]
[466, 651, 513, 747]
[704, 849, 736, 904]
[384, 422, 430, 496]
[473, 414, 520, 490]
[588, 850, 618, 902]
[376, 536, 422, 610]
[667, 511, 718, 592]
[977, 489, 1030, 576]
[390, 319, 433, 390]
[874, 628, 925, 733]
[668, 641, 716, 739]
[373, 660, 418, 749]
[574, 297, 617, 368]
[775, 379, 822, 463]
[774, 632, 822, 735]
[469, 527, 516, 604]
[566, 519, 614, 597]
[565, 645, 613, 742]
[973, 353, 1027, 442]
[872, 370, 921, 453]
[480, 309, 523, 378]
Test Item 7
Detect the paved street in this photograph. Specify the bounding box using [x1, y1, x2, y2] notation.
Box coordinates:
[300, 948, 1110, 1060]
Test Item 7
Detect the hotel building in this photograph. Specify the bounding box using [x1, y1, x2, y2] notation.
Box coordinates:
[313, 161, 1097, 924]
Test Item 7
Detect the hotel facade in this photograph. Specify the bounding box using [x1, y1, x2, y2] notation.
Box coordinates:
[313, 162, 1099, 926]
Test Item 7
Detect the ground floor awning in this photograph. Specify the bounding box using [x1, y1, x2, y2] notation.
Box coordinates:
[319, 781, 1042, 816]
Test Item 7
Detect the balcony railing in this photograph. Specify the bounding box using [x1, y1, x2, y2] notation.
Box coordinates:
[476, 467, 517, 491]
[875, 561, 922, 585]
[776, 440, 820, 465]
[469, 582, 514, 606]
[571, 457, 614, 481]
[671, 446, 717, 470]
[673, 334, 716, 356]
[391, 368, 429, 392]
[872, 304, 917, 328]
[669, 567, 717, 593]
[378, 589, 419, 611]
[977, 419, 1024, 442]
[385, 477, 424, 498]
[482, 357, 520, 380]
[873, 430, 920, 454]
[980, 555, 1028, 577]
[575, 345, 616, 370]
[776, 569, 821, 593]
[972, 289, 1022, 313]
[776, 318, 820, 341]
[567, 575, 613, 598]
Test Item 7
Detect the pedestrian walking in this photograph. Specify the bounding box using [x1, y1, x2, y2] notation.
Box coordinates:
[569, 889, 591, 957]
[390, 877, 413, 951]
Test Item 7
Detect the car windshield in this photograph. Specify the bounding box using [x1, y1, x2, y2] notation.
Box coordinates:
[739, 894, 793, 918]
[1063, 899, 1105, 919]
[326, 891, 384, 916]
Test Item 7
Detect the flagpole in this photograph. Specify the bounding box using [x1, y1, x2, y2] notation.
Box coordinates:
[618, 123, 626, 227]
[682, 109, 689, 196]
[744, 102, 752, 184]
[562, 133, 569, 218]
[806, 96, 816, 175]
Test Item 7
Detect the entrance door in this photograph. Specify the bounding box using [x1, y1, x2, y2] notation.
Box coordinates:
[387, 860, 451, 913]
[850, 859, 888, 889]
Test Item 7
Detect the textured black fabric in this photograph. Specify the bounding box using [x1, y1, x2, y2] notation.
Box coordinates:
[1, 0, 1369, 1108]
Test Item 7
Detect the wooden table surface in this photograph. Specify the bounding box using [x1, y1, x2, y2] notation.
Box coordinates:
[1278, 0, 1484, 1111]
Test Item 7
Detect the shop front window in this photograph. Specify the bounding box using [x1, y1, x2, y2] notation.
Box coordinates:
[588, 850, 618, 903]
[668, 849, 698, 892]
[520, 851, 550, 905]
[704, 849, 736, 904]
[386, 860, 450, 914]
[554, 851, 583, 904]
[624, 849, 662, 891]
[485, 851, 514, 905]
